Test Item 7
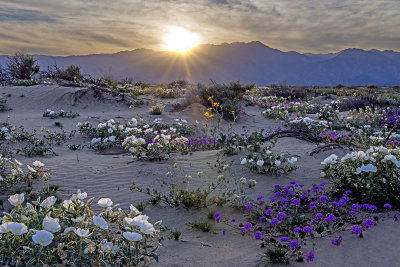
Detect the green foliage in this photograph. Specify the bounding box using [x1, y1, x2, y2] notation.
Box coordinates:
[186, 220, 212, 232]
[257, 248, 289, 265]
[170, 229, 182, 241]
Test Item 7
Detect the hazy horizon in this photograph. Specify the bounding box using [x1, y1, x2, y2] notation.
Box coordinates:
[1, 0, 400, 55]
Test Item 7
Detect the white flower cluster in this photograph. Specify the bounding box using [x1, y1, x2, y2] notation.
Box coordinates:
[0, 190, 161, 264]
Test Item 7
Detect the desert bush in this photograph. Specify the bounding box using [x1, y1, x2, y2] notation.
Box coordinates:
[167, 80, 188, 89]
[149, 104, 165, 115]
[338, 97, 370, 111]
[200, 81, 254, 120]
[55, 64, 84, 82]
[0, 190, 161, 266]
[183, 81, 254, 120]
[321, 146, 400, 206]
[6, 52, 40, 80]
[0, 97, 11, 112]
[153, 87, 180, 98]
[268, 86, 313, 100]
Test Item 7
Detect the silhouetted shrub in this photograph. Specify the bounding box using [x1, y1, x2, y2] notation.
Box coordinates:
[338, 97, 370, 111]
[268, 86, 312, 100]
[6, 52, 40, 80]
[168, 80, 188, 89]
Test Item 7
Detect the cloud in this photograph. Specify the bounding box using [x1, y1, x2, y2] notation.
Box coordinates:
[0, 0, 400, 55]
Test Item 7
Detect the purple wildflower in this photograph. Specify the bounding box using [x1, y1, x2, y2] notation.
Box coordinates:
[259, 216, 266, 222]
[362, 204, 370, 209]
[384, 203, 392, 209]
[271, 218, 280, 225]
[368, 205, 377, 211]
[306, 250, 315, 262]
[213, 212, 222, 223]
[244, 222, 252, 230]
[281, 198, 288, 205]
[293, 227, 302, 232]
[312, 219, 318, 224]
[291, 198, 300, 206]
[290, 181, 296, 184]
[278, 212, 286, 220]
[331, 237, 342, 246]
[319, 196, 328, 203]
[270, 197, 276, 203]
[351, 225, 362, 235]
[363, 219, 374, 229]
[290, 241, 299, 249]
[275, 191, 282, 197]
[266, 209, 273, 216]
[274, 184, 281, 189]
[280, 237, 289, 242]
[330, 201, 337, 207]
[315, 213, 323, 220]
[394, 214, 399, 221]
[352, 204, 361, 210]
[246, 204, 254, 210]
[221, 230, 226, 236]
[328, 214, 336, 221]
[303, 226, 313, 234]
[320, 182, 326, 186]
[349, 211, 357, 215]
[255, 231, 262, 240]
[344, 190, 352, 195]
[230, 218, 237, 223]
[257, 195, 264, 201]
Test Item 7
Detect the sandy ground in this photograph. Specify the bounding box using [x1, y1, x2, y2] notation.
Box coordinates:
[1, 84, 399, 266]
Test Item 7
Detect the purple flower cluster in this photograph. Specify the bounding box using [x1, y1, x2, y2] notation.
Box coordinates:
[363, 219, 374, 229]
[213, 212, 222, 223]
[351, 225, 362, 235]
[331, 237, 342, 246]
[306, 250, 315, 262]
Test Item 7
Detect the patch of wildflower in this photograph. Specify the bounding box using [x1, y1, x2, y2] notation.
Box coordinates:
[215, 181, 397, 263]
[240, 147, 298, 175]
[321, 146, 400, 206]
[43, 109, 79, 119]
[0, 190, 161, 265]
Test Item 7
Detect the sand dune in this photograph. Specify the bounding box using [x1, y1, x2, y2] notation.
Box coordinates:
[0, 84, 399, 266]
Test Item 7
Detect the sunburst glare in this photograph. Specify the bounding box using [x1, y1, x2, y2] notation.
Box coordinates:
[163, 27, 201, 53]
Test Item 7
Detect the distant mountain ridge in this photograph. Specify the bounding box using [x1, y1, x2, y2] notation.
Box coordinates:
[1, 41, 399, 86]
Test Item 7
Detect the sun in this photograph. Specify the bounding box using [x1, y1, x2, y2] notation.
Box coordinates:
[163, 27, 200, 53]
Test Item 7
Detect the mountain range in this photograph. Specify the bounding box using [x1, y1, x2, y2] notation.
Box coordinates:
[1, 41, 400, 86]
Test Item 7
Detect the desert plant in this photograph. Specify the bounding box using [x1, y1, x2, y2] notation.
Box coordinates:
[6, 52, 40, 80]
[0, 190, 161, 265]
[149, 104, 165, 115]
[321, 146, 400, 206]
[55, 64, 84, 82]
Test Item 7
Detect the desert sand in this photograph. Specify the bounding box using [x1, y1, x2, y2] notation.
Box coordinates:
[1, 84, 399, 266]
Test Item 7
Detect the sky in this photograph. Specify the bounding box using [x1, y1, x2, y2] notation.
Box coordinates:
[1, 0, 400, 55]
